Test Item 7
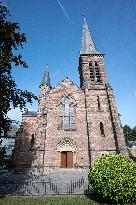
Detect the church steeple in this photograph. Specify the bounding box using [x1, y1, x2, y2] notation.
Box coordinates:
[80, 18, 100, 55]
[41, 65, 51, 87]
[79, 18, 107, 88]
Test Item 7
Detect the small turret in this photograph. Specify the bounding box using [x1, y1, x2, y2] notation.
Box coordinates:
[39, 65, 51, 114]
[41, 65, 51, 87]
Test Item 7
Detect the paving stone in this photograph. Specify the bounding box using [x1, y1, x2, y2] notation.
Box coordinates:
[0, 169, 92, 195]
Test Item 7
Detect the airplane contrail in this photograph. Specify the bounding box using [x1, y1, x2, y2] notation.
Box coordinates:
[56, 0, 73, 24]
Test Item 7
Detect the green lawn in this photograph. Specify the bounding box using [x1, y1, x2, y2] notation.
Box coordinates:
[0, 196, 101, 205]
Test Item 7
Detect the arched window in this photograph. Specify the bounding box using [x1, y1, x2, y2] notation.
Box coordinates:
[58, 103, 63, 130]
[100, 122, 105, 136]
[58, 97, 76, 131]
[89, 61, 101, 83]
[89, 61, 95, 81]
[64, 97, 70, 130]
[70, 103, 76, 130]
[97, 95, 101, 110]
[94, 61, 101, 82]
[31, 134, 35, 146]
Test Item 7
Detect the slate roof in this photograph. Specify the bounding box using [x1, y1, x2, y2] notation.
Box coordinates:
[80, 18, 100, 55]
[23, 111, 37, 117]
[41, 65, 51, 87]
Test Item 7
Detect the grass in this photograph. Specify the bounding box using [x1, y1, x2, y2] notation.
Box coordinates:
[0, 195, 102, 205]
[0, 195, 135, 205]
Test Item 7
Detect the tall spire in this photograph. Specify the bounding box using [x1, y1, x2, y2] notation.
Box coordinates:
[80, 17, 100, 55]
[41, 65, 51, 87]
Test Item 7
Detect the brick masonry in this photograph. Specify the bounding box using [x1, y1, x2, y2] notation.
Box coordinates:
[12, 50, 128, 173]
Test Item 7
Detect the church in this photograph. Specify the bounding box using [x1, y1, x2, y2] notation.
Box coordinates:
[12, 18, 128, 172]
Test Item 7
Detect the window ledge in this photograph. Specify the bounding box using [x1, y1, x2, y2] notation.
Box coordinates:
[101, 134, 105, 137]
[57, 128, 77, 131]
[64, 129, 77, 131]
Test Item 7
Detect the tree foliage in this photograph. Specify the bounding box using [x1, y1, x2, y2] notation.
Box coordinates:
[123, 125, 136, 142]
[0, 146, 7, 168]
[0, 2, 37, 137]
[131, 126, 136, 140]
[89, 154, 136, 204]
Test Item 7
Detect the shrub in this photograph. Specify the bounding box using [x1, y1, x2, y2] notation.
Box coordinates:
[88, 154, 136, 204]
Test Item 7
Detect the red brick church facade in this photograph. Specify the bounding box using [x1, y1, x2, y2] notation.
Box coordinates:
[12, 19, 128, 172]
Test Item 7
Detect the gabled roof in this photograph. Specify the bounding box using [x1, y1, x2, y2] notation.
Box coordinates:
[51, 77, 80, 92]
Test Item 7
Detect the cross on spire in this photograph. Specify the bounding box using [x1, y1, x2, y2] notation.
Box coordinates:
[80, 17, 100, 54]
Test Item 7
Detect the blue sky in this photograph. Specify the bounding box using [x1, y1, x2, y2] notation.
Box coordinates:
[3, 0, 136, 127]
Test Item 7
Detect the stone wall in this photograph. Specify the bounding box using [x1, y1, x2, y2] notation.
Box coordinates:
[36, 79, 90, 168]
[12, 53, 128, 172]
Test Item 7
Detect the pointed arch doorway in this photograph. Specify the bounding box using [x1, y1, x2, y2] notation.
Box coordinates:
[61, 151, 73, 168]
[57, 138, 77, 168]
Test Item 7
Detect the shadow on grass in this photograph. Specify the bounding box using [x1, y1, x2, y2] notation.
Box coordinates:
[85, 192, 113, 205]
[0, 196, 6, 199]
[86, 192, 136, 205]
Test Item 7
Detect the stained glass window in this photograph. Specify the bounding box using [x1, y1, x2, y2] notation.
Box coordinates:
[58, 103, 63, 129]
[70, 104, 76, 130]
[58, 97, 76, 130]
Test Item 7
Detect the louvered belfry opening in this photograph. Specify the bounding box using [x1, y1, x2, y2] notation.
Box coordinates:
[61, 151, 73, 168]
[94, 61, 101, 82]
[89, 61, 95, 81]
[89, 61, 101, 83]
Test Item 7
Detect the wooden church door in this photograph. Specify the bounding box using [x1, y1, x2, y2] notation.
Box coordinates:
[61, 151, 67, 168]
[61, 151, 73, 168]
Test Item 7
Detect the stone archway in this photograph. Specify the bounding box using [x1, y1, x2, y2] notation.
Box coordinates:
[57, 138, 77, 168]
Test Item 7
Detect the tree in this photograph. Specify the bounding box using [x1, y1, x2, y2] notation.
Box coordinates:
[131, 126, 136, 141]
[123, 125, 132, 142]
[0, 2, 37, 137]
[123, 125, 136, 142]
[0, 146, 7, 168]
